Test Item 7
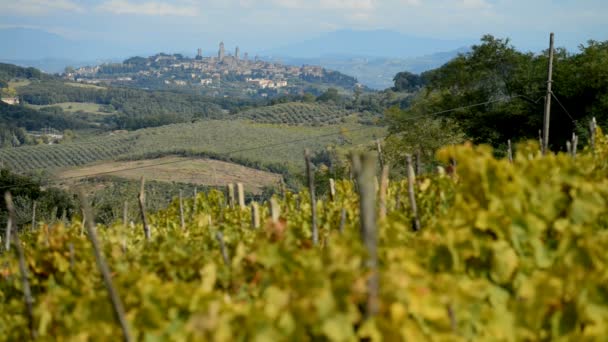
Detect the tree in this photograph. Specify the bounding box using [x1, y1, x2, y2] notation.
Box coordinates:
[392, 71, 424, 92]
[316, 88, 340, 103]
[397, 34, 608, 149]
[384, 105, 466, 174]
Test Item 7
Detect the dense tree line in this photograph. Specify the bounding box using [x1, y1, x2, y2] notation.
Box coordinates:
[0, 102, 90, 147]
[300, 70, 359, 89]
[18, 82, 226, 129]
[0, 63, 53, 82]
[388, 35, 608, 150]
[0, 169, 76, 229]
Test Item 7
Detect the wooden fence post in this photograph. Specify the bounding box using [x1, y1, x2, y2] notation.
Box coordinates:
[179, 190, 185, 230]
[507, 139, 513, 163]
[251, 202, 260, 229]
[304, 149, 318, 246]
[79, 193, 133, 342]
[137, 177, 151, 241]
[329, 178, 336, 202]
[379, 165, 389, 220]
[572, 133, 578, 157]
[406, 155, 421, 231]
[7, 195, 37, 340]
[237, 183, 245, 208]
[353, 152, 379, 318]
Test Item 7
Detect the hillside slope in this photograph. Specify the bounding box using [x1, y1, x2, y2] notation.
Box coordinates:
[0, 120, 386, 175]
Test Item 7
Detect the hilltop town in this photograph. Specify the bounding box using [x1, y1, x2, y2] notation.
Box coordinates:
[65, 42, 360, 98]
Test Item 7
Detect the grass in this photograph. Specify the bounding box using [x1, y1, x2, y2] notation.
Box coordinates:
[26, 102, 114, 115]
[56, 156, 282, 193]
[0, 120, 386, 175]
[65, 82, 107, 90]
[8, 79, 31, 88]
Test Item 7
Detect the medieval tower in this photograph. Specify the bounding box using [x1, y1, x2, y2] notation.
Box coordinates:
[218, 42, 225, 61]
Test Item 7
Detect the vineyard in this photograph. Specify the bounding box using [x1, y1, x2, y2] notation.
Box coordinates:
[1, 126, 608, 340]
[0, 120, 386, 174]
[236, 103, 353, 126]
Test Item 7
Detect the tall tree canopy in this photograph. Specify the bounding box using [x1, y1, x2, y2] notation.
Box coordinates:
[390, 35, 608, 150]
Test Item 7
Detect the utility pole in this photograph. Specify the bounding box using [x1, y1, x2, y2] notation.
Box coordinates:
[542, 32, 555, 154]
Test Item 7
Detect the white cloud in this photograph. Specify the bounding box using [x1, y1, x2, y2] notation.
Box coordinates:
[97, 0, 200, 16]
[459, 0, 491, 9]
[0, 0, 84, 15]
[239, 0, 374, 10]
[319, 0, 374, 10]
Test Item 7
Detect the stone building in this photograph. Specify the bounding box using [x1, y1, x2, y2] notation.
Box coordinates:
[218, 42, 225, 61]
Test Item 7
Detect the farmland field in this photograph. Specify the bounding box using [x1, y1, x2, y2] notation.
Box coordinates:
[0, 120, 386, 174]
[65, 82, 108, 90]
[26, 101, 114, 115]
[56, 156, 282, 193]
[3, 134, 608, 340]
[236, 102, 353, 125]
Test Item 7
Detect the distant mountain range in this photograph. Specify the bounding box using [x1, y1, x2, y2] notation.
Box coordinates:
[271, 48, 468, 90]
[0, 27, 472, 88]
[264, 29, 471, 59]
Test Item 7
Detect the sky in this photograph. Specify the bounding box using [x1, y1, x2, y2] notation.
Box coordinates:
[0, 0, 607, 57]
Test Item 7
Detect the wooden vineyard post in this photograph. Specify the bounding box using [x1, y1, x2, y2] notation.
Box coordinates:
[415, 150, 422, 176]
[379, 165, 389, 220]
[270, 198, 280, 224]
[191, 188, 198, 223]
[4, 192, 12, 252]
[329, 178, 336, 202]
[237, 183, 245, 208]
[137, 177, 151, 241]
[339, 207, 346, 234]
[572, 133, 578, 157]
[216, 232, 230, 266]
[251, 202, 260, 229]
[69, 242, 75, 269]
[590, 117, 597, 151]
[304, 149, 318, 246]
[279, 177, 286, 200]
[354, 152, 379, 318]
[406, 155, 421, 231]
[507, 140, 513, 163]
[6, 192, 37, 340]
[79, 193, 133, 342]
[31, 201, 37, 231]
[179, 190, 185, 230]
[123, 201, 128, 229]
[538, 130, 543, 154]
[376, 139, 385, 171]
[227, 184, 235, 209]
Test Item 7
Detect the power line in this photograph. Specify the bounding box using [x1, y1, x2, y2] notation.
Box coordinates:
[550, 91, 576, 123]
[0, 95, 525, 192]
